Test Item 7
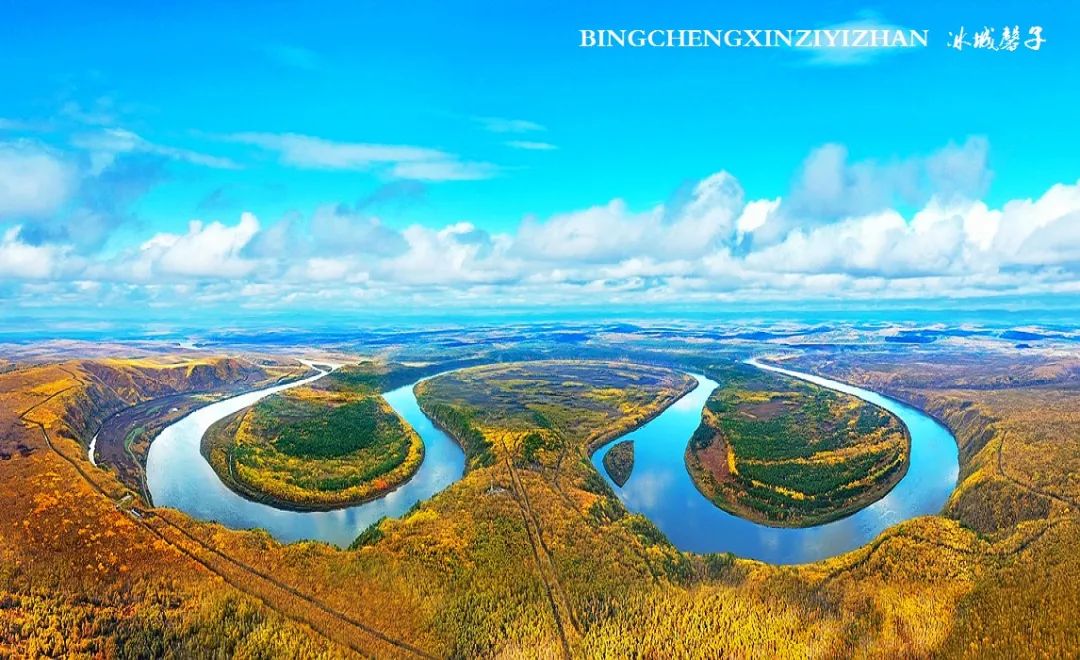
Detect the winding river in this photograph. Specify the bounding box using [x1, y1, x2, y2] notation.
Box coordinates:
[145, 368, 466, 546]
[591, 360, 959, 563]
[146, 360, 958, 563]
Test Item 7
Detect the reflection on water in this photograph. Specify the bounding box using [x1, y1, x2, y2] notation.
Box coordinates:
[147, 359, 957, 562]
[591, 363, 959, 564]
[146, 375, 465, 547]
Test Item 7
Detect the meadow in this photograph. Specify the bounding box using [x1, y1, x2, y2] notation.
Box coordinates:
[685, 363, 909, 526]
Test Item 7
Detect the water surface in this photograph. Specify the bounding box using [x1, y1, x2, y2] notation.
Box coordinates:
[147, 360, 957, 561]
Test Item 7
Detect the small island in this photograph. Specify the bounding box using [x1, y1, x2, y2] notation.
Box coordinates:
[201, 365, 424, 510]
[602, 440, 635, 486]
[685, 363, 909, 527]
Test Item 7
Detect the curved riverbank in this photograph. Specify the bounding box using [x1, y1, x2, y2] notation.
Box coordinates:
[147, 357, 957, 562]
[145, 370, 466, 546]
[682, 362, 911, 528]
[199, 383, 427, 512]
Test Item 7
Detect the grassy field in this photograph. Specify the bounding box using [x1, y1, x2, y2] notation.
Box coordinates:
[2, 347, 1078, 657]
[685, 363, 909, 526]
[202, 366, 424, 510]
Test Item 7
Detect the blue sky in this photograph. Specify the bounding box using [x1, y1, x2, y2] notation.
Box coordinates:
[1, 0, 1079, 319]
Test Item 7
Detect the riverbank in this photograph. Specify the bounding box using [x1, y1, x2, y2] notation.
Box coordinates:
[199, 387, 426, 512]
[146, 372, 466, 547]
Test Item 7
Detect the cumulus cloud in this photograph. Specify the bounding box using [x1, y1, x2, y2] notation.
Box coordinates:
[16, 152, 171, 253]
[0, 141, 75, 218]
[0, 226, 71, 278]
[380, 222, 515, 285]
[132, 212, 260, 279]
[308, 205, 408, 257]
[992, 181, 1080, 266]
[925, 136, 991, 201]
[785, 143, 919, 220]
[515, 171, 744, 263]
[736, 198, 780, 238]
[5, 136, 1080, 310]
[752, 136, 993, 247]
[744, 208, 973, 278]
[516, 200, 654, 263]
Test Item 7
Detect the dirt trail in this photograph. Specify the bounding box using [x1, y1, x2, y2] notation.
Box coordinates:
[501, 451, 580, 659]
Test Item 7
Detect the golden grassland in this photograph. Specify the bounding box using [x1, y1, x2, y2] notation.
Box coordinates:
[202, 367, 424, 510]
[1, 352, 1078, 657]
[685, 363, 909, 526]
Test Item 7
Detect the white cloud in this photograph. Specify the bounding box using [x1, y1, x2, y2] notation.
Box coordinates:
[476, 117, 544, 133]
[803, 13, 920, 67]
[785, 142, 919, 220]
[381, 222, 515, 285]
[135, 212, 260, 279]
[662, 171, 744, 256]
[992, 180, 1080, 266]
[0, 141, 75, 218]
[6, 137, 1080, 309]
[736, 198, 780, 237]
[228, 132, 496, 181]
[0, 226, 69, 278]
[755, 137, 994, 247]
[300, 257, 355, 282]
[390, 160, 498, 181]
[514, 171, 744, 262]
[506, 140, 557, 151]
[72, 128, 238, 173]
[925, 136, 991, 201]
[516, 200, 656, 263]
[229, 132, 446, 169]
[307, 205, 408, 256]
[744, 208, 975, 278]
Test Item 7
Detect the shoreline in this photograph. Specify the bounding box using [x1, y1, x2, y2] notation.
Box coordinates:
[200, 403, 427, 513]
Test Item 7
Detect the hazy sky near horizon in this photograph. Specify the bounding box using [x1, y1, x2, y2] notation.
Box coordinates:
[1, 1, 1079, 316]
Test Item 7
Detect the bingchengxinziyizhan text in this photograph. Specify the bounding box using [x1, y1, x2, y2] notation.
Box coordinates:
[579, 28, 931, 49]
[578, 27, 1047, 51]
